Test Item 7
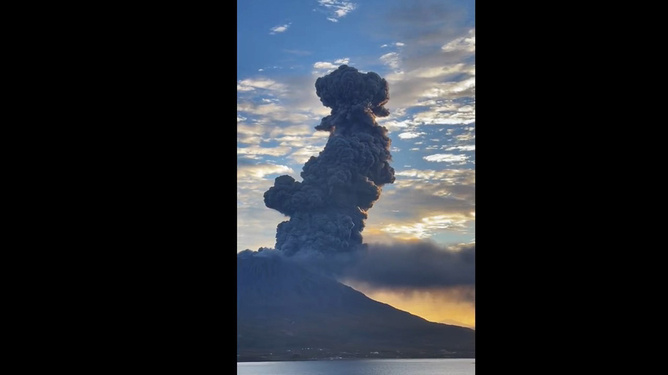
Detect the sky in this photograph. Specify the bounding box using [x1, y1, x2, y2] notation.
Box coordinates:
[237, 0, 475, 328]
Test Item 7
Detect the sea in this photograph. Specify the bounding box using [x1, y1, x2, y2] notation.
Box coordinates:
[237, 358, 475, 374]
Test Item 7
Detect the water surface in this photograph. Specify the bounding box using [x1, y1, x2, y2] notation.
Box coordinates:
[237, 358, 475, 375]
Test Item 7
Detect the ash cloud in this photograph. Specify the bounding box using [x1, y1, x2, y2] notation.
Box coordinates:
[341, 240, 475, 289]
[263, 65, 395, 257]
[257, 66, 473, 295]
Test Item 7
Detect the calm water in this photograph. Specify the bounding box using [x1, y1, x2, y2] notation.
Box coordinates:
[237, 358, 475, 375]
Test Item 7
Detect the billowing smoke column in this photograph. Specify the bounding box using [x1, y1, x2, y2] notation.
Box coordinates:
[264, 65, 395, 256]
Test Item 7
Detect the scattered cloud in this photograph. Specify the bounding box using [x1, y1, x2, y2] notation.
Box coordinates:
[373, 24, 475, 133]
[384, 1, 470, 47]
[412, 64, 471, 79]
[318, 0, 357, 22]
[394, 168, 474, 189]
[444, 145, 475, 152]
[423, 153, 469, 164]
[411, 103, 475, 125]
[237, 78, 287, 92]
[288, 143, 327, 164]
[237, 101, 313, 125]
[363, 167, 474, 244]
[269, 23, 292, 35]
[442, 29, 475, 53]
[237, 164, 295, 181]
[381, 41, 405, 48]
[237, 145, 293, 159]
[382, 70, 474, 117]
[237, 210, 286, 252]
[455, 131, 475, 142]
[312, 58, 351, 74]
[380, 52, 402, 72]
[397, 131, 424, 140]
[313, 62, 339, 70]
[378, 118, 411, 133]
[381, 214, 469, 239]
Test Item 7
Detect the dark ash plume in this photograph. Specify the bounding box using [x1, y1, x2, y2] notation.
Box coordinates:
[264, 65, 395, 256]
[340, 241, 475, 289]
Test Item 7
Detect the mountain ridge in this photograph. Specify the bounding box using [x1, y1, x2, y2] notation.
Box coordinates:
[237, 252, 475, 361]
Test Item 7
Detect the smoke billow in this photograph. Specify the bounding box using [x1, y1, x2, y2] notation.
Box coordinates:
[341, 241, 475, 289]
[264, 65, 395, 257]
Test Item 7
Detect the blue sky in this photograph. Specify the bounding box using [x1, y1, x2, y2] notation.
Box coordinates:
[237, 0, 475, 327]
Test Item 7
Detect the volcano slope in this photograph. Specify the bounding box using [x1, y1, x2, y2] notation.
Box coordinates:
[237, 252, 475, 361]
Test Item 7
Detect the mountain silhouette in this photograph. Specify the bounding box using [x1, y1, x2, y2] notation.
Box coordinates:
[237, 252, 475, 361]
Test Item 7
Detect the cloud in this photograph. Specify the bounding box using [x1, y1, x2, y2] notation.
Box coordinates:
[411, 103, 475, 125]
[380, 214, 470, 239]
[288, 142, 329, 164]
[380, 42, 405, 48]
[380, 66, 474, 129]
[371, 14, 475, 135]
[423, 153, 469, 164]
[237, 211, 287, 253]
[313, 62, 340, 70]
[237, 121, 267, 144]
[237, 78, 287, 92]
[318, 0, 357, 22]
[380, 52, 401, 72]
[237, 101, 314, 126]
[377, 118, 411, 132]
[237, 85, 255, 92]
[312, 58, 351, 74]
[389, 169, 474, 203]
[237, 119, 330, 166]
[237, 163, 298, 253]
[236, 64, 393, 251]
[444, 145, 475, 152]
[455, 128, 475, 141]
[269, 23, 292, 35]
[237, 164, 295, 181]
[397, 131, 424, 139]
[237, 145, 293, 159]
[340, 240, 475, 289]
[412, 63, 472, 79]
[238, 179, 290, 252]
[442, 29, 475, 53]
[363, 168, 475, 243]
[266, 124, 315, 138]
[384, 0, 471, 47]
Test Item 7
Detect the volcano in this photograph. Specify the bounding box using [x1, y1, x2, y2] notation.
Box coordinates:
[238, 65, 474, 361]
[237, 252, 475, 361]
